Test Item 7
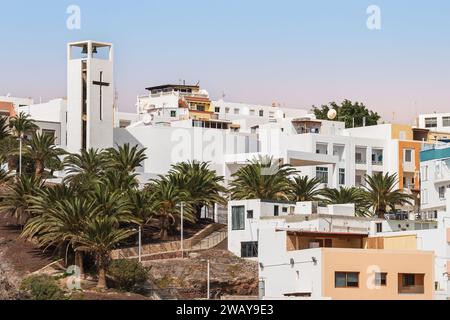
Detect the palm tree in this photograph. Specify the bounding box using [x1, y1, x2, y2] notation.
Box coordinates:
[76, 215, 136, 289]
[0, 116, 10, 141]
[63, 148, 107, 191]
[363, 173, 414, 218]
[0, 136, 19, 170]
[106, 143, 147, 173]
[230, 156, 296, 201]
[289, 176, 324, 202]
[127, 188, 155, 230]
[168, 161, 227, 220]
[101, 169, 139, 193]
[0, 168, 13, 190]
[0, 175, 44, 225]
[321, 187, 370, 217]
[23, 195, 99, 276]
[147, 177, 195, 240]
[25, 132, 65, 177]
[8, 112, 38, 138]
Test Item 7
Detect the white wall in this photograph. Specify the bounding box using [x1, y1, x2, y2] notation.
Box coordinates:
[259, 228, 323, 299]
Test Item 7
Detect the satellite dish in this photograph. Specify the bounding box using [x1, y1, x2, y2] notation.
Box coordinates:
[143, 114, 152, 125]
[327, 109, 337, 120]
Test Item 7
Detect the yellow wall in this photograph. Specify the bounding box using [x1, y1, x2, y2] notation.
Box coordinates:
[365, 235, 417, 250]
[398, 140, 421, 190]
[391, 124, 414, 140]
[321, 248, 434, 300]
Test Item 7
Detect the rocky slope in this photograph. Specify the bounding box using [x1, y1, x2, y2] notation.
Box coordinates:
[144, 250, 259, 300]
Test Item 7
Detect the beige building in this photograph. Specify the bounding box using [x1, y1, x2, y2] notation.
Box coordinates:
[259, 229, 434, 300]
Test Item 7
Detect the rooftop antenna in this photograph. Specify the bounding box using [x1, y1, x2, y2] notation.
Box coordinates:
[195, 81, 200, 86]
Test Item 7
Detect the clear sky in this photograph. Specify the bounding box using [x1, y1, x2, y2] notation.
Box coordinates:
[1, 0, 449, 124]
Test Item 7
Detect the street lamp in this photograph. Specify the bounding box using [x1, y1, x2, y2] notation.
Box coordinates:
[138, 226, 142, 263]
[181, 202, 185, 259]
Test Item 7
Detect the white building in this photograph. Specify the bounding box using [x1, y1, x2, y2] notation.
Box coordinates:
[0, 95, 34, 111]
[18, 98, 68, 147]
[417, 113, 450, 133]
[420, 143, 450, 216]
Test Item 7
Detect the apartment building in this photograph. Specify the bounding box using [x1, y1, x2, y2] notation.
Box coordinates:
[227, 199, 436, 260]
[259, 227, 434, 300]
[420, 144, 450, 215]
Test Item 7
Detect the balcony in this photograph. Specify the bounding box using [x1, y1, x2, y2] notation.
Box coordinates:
[398, 274, 425, 295]
[356, 159, 367, 165]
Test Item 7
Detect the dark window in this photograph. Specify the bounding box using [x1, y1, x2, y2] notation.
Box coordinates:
[402, 274, 416, 287]
[170, 111, 177, 117]
[376, 223, 383, 233]
[215, 107, 221, 113]
[247, 210, 254, 219]
[282, 207, 288, 213]
[232, 206, 245, 230]
[274, 206, 279, 217]
[259, 110, 264, 117]
[375, 273, 387, 286]
[241, 242, 258, 258]
[335, 272, 359, 288]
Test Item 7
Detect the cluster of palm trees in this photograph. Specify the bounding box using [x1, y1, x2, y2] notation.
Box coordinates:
[0, 114, 227, 289]
[0, 115, 413, 290]
[230, 156, 413, 218]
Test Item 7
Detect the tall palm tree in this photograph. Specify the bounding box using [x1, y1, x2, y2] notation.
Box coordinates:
[0, 175, 44, 225]
[168, 161, 227, 220]
[63, 148, 107, 191]
[8, 112, 38, 138]
[230, 156, 296, 201]
[289, 176, 324, 202]
[363, 173, 414, 218]
[101, 169, 139, 193]
[23, 196, 99, 276]
[147, 177, 195, 240]
[76, 215, 136, 289]
[106, 143, 147, 173]
[321, 187, 369, 217]
[25, 132, 65, 177]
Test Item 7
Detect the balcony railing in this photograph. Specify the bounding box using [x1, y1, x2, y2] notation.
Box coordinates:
[372, 160, 383, 166]
[355, 159, 367, 165]
[398, 285, 425, 295]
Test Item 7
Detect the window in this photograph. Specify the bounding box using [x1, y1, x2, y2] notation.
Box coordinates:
[339, 168, 345, 185]
[282, 207, 288, 213]
[234, 108, 240, 115]
[274, 206, 279, 217]
[259, 110, 264, 117]
[402, 274, 416, 287]
[241, 242, 258, 258]
[404, 149, 413, 163]
[247, 210, 254, 219]
[421, 166, 428, 182]
[376, 223, 383, 233]
[225, 107, 230, 114]
[335, 272, 359, 288]
[170, 111, 177, 118]
[421, 189, 428, 204]
[231, 206, 245, 230]
[215, 107, 221, 113]
[324, 239, 333, 248]
[250, 109, 255, 116]
[375, 273, 387, 286]
[316, 167, 328, 184]
[443, 117, 450, 127]
[41, 129, 56, 140]
[439, 186, 446, 200]
[425, 117, 437, 128]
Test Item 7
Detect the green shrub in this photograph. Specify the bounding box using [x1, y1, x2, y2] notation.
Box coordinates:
[20, 275, 66, 300]
[108, 259, 150, 292]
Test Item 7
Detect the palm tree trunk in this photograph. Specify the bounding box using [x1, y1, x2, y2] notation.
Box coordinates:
[97, 267, 107, 289]
[74, 251, 85, 279]
[35, 160, 44, 177]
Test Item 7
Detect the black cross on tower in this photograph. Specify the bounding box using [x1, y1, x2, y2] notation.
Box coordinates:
[93, 71, 110, 120]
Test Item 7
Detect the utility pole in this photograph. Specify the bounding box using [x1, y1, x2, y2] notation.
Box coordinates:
[181, 202, 184, 259]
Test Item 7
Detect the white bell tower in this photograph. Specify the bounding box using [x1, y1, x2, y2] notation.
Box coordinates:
[67, 40, 114, 153]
